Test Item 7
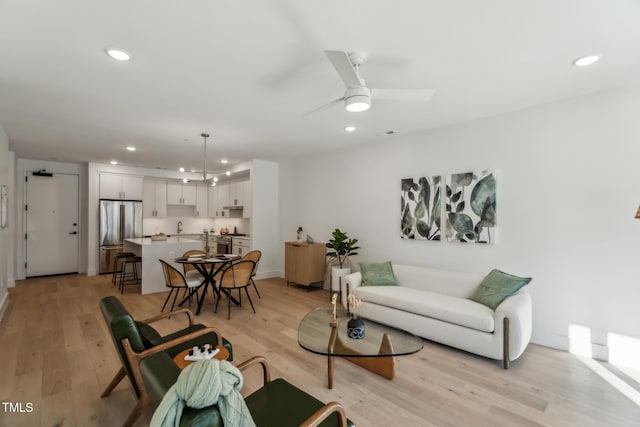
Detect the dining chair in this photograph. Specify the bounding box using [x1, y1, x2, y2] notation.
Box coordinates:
[240, 250, 262, 298]
[215, 260, 256, 320]
[159, 259, 202, 312]
[181, 249, 207, 283]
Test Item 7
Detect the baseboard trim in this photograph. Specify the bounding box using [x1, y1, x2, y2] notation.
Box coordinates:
[7, 277, 15, 288]
[254, 270, 281, 280]
[87, 268, 97, 277]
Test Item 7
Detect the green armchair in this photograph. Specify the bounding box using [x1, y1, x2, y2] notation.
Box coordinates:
[99, 296, 233, 427]
[139, 354, 355, 427]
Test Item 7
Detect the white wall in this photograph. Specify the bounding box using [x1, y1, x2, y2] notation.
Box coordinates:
[15, 159, 88, 280]
[279, 84, 640, 358]
[251, 160, 279, 278]
[0, 125, 12, 320]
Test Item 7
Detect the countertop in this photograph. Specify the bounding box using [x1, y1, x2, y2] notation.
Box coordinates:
[125, 237, 202, 245]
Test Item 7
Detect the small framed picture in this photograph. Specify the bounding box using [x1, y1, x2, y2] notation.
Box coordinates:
[0, 184, 6, 228]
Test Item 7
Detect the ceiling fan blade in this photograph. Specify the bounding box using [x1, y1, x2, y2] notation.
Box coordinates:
[371, 88, 435, 102]
[303, 96, 344, 117]
[325, 50, 362, 89]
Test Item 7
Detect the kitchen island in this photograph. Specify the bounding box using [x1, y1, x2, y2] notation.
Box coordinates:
[124, 236, 203, 294]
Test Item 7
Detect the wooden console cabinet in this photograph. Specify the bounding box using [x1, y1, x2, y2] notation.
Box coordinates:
[285, 241, 325, 288]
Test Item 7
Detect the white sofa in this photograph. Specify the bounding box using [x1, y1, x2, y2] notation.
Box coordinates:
[344, 264, 532, 368]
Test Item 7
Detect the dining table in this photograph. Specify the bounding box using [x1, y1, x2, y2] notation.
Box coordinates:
[174, 254, 241, 315]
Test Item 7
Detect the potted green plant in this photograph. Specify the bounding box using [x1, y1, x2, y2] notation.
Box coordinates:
[326, 228, 360, 300]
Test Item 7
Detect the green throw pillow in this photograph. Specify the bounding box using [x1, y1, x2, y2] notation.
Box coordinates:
[359, 261, 399, 286]
[469, 269, 531, 310]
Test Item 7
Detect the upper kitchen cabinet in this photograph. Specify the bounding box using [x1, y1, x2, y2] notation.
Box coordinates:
[167, 182, 196, 205]
[195, 183, 209, 217]
[143, 179, 167, 218]
[227, 179, 251, 218]
[99, 173, 144, 200]
[210, 183, 229, 217]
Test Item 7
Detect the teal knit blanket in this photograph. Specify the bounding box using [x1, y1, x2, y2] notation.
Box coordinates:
[150, 359, 256, 427]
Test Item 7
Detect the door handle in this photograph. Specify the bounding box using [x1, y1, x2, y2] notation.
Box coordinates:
[69, 231, 77, 235]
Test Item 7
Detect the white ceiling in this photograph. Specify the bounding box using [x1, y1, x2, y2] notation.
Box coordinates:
[1, 0, 639, 172]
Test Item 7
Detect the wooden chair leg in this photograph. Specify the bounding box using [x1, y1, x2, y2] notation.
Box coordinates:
[101, 367, 126, 397]
[122, 392, 150, 427]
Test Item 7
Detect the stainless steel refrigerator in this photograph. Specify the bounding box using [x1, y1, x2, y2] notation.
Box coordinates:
[99, 199, 143, 274]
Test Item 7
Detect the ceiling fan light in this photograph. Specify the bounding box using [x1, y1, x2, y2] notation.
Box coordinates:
[345, 99, 370, 112]
[344, 87, 371, 112]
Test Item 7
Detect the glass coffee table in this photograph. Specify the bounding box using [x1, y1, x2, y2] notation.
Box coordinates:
[298, 307, 423, 389]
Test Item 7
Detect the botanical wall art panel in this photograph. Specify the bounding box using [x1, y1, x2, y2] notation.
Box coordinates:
[445, 171, 496, 243]
[401, 176, 441, 240]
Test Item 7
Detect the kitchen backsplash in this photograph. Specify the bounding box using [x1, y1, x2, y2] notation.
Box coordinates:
[143, 217, 250, 236]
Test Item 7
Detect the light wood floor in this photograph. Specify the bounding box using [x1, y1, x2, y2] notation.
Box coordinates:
[1, 274, 639, 426]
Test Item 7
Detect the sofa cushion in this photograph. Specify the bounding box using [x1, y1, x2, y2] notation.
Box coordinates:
[469, 269, 531, 310]
[359, 261, 398, 286]
[392, 264, 483, 297]
[356, 286, 495, 332]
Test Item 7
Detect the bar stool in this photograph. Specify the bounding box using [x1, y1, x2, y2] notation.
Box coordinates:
[112, 252, 136, 287]
[119, 256, 142, 294]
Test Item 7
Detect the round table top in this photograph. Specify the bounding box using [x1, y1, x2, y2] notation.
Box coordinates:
[298, 307, 423, 358]
[173, 346, 230, 369]
[175, 255, 240, 264]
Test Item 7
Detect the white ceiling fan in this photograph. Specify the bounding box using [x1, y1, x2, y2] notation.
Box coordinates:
[305, 50, 435, 116]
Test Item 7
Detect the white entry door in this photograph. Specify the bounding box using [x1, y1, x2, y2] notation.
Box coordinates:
[25, 173, 79, 277]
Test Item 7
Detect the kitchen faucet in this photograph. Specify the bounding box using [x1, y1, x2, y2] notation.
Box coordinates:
[177, 221, 183, 234]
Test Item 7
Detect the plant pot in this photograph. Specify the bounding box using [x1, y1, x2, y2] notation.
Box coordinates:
[347, 317, 365, 339]
[331, 266, 351, 300]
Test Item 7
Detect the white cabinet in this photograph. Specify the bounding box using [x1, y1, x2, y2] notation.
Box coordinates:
[217, 183, 229, 211]
[207, 178, 251, 217]
[232, 237, 251, 256]
[167, 182, 196, 205]
[228, 180, 244, 206]
[99, 173, 143, 200]
[208, 185, 219, 217]
[208, 183, 229, 217]
[143, 180, 167, 218]
[195, 184, 209, 217]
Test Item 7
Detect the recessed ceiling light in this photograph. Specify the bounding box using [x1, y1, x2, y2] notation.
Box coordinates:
[213, 177, 218, 182]
[105, 48, 132, 61]
[182, 178, 188, 183]
[179, 167, 185, 173]
[573, 55, 600, 67]
[110, 160, 118, 165]
[190, 168, 196, 173]
[126, 146, 136, 151]
[344, 126, 356, 132]
[221, 159, 228, 164]
[226, 171, 231, 176]
[211, 182, 217, 187]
